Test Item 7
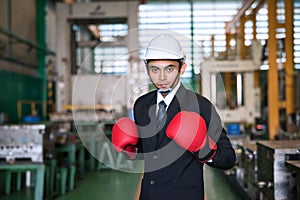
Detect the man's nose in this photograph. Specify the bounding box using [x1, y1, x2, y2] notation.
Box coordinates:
[159, 70, 166, 80]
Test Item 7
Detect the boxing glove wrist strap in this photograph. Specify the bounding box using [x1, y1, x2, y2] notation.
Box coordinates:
[123, 146, 138, 160]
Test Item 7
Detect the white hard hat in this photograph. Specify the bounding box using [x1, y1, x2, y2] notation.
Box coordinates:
[144, 34, 186, 63]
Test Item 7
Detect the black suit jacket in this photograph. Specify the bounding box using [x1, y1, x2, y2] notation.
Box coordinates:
[133, 84, 236, 200]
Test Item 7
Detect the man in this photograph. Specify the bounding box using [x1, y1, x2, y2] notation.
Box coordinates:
[112, 33, 236, 200]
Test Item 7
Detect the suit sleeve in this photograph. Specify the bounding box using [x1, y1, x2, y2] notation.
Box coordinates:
[205, 128, 236, 170]
[197, 97, 236, 170]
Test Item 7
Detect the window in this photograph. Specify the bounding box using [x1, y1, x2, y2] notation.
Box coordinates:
[138, 1, 241, 78]
[93, 23, 128, 74]
[294, 1, 300, 69]
[90, 1, 300, 75]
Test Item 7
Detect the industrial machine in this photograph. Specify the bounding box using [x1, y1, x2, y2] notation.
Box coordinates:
[201, 59, 260, 123]
[240, 141, 261, 200]
[285, 160, 300, 200]
[54, 1, 146, 115]
[257, 140, 300, 200]
[0, 122, 67, 163]
[201, 58, 261, 131]
[0, 124, 45, 163]
[43, 122, 66, 159]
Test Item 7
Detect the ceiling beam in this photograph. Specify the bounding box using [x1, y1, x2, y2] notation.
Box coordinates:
[226, 0, 257, 33]
[252, 0, 266, 15]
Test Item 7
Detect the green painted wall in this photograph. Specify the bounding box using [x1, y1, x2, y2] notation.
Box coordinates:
[0, 0, 47, 123]
[0, 70, 43, 123]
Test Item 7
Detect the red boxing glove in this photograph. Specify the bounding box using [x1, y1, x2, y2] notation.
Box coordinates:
[112, 118, 138, 159]
[166, 111, 207, 152]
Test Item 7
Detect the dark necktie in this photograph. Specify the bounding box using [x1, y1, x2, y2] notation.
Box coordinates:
[156, 101, 167, 132]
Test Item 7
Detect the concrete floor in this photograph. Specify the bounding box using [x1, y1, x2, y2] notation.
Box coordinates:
[0, 165, 243, 200]
[55, 166, 242, 200]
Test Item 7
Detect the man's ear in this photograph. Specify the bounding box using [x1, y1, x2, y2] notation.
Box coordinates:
[180, 63, 187, 75]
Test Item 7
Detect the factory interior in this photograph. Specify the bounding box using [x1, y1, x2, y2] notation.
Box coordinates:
[0, 0, 300, 199]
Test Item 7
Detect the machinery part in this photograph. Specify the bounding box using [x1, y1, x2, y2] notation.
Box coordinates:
[257, 181, 274, 189]
[201, 59, 261, 124]
[55, 1, 139, 112]
[0, 124, 45, 163]
[257, 140, 300, 200]
[243, 143, 260, 199]
[43, 122, 61, 159]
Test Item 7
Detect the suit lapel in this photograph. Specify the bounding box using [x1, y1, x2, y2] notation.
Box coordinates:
[156, 85, 189, 146]
[168, 84, 189, 114]
[137, 91, 157, 148]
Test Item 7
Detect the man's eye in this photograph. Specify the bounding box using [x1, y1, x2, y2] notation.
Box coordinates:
[166, 67, 174, 72]
[151, 68, 159, 73]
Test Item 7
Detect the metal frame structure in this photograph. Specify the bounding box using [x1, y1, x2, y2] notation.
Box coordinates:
[223, 0, 295, 139]
[201, 59, 261, 125]
[55, 1, 140, 112]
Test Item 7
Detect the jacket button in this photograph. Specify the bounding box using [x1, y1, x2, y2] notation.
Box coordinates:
[150, 180, 155, 185]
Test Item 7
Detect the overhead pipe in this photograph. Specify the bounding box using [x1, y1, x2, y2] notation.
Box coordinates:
[0, 26, 55, 56]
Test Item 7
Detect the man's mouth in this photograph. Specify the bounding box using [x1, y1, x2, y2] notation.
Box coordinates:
[157, 84, 168, 88]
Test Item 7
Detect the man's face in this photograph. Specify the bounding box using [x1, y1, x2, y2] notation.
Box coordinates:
[147, 60, 186, 90]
